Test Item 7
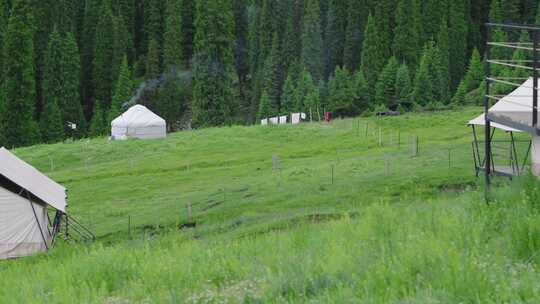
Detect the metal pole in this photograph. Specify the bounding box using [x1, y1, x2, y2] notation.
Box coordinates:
[485, 25, 492, 203]
[533, 30, 539, 128]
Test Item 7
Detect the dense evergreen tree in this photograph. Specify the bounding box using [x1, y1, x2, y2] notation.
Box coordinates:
[257, 91, 271, 120]
[324, 0, 347, 79]
[361, 14, 386, 97]
[89, 101, 107, 136]
[0, 0, 531, 144]
[393, 0, 418, 66]
[40, 29, 65, 143]
[436, 18, 451, 103]
[263, 33, 284, 115]
[463, 48, 484, 92]
[0, 0, 9, 86]
[158, 78, 186, 131]
[281, 74, 296, 115]
[93, 1, 115, 108]
[164, 0, 183, 69]
[375, 57, 399, 108]
[1, 1, 40, 147]
[146, 38, 161, 78]
[328, 66, 355, 116]
[448, 1, 468, 90]
[395, 64, 412, 109]
[343, 0, 368, 71]
[61, 32, 86, 138]
[109, 56, 133, 123]
[192, 0, 235, 127]
[81, 0, 102, 113]
[412, 46, 435, 106]
[301, 0, 323, 82]
[233, 0, 250, 121]
[350, 70, 369, 114]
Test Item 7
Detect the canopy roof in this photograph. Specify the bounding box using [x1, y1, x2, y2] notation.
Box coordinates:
[0, 148, 66, 212]
[486, 77, 540, 132]
[111, 105, 166, 128]
[469, 77, 540, 133]
[468, 113, 522, 132]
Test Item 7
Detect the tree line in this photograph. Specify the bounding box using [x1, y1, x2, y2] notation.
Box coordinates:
[0, 0, 537, 147]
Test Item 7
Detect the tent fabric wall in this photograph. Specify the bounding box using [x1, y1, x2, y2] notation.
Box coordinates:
[0, 148, 66, 212]
[111, 105, 166, 140]
[0, 187, 50, 259]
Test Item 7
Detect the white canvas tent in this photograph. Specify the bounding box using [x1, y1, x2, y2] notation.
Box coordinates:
[0, 148, 66, 259]
[111, 105, 166, 140]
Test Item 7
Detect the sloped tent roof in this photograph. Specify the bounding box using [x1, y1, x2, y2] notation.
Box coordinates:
[0, 147, 66, 212]
[468, 113, 522, 132]
[111, 105, 166, 139]
[468, 77, 540, 133]
[485, 77, 540, 132]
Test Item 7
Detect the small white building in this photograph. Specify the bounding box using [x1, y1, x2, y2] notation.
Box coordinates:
[0, 148, 66, 259]
[111, 105, 166, 140]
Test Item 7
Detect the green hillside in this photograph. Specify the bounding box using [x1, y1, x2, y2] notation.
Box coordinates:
[2, 108, 540, 303]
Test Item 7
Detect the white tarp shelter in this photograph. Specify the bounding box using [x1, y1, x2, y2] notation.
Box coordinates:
[111, 105, 166, 140]
[469, 78, 540, 175]
[0, 148, 66, 259]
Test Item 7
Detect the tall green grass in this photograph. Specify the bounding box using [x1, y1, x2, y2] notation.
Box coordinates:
[2, 107, 539, 302]
[2, 179, 540, 302]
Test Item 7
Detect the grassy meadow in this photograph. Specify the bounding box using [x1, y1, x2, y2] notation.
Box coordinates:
[1, 107, 539, 303]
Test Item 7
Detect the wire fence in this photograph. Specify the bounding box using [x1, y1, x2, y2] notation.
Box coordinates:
[41, 120, 499, 240]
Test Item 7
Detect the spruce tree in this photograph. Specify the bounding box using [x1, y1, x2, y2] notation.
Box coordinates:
[361, 14, 386, 96]
[304, 75, 321, 119]
[283, 11, 300, 72]
[324, 0, 347, 79]
[421, 0, 447, 43]
[89, 101, 107, 136]
[393, 0, 418, 66]
[192, 0, 236, 127]
[61, 32, 86, 138]
[158, 78, 186, 132]
[164, 0, 183, 70]
[463, 48, 484, 92]
[263, 32, 284, 115]
[41, 29, 66, 143]
[1, 1, 40, 147]
[81, 0, 102, 109]
[258, 91, 271, 120]
[328, 66, 355, 116]
[233, 0, 250, 120]
[0, 0, 9, 86]
[412, 47, 434, 106]
[294, 70, 316, 112]
[436, 18, 451, 103]
[350, 70, 369, 114]
[281, 74, 296, 115]
[343, 0, 368, 71]
[301, 0, 324, 82]
[112, 15, 130, 87]
[395, 64, 412, 109]
[146, 38, 161, 78]
[374, 57, 399, 108]
[181, 0, 196, 65]
[109, 56, 133, 123]
[448, 0, 468, 90]
[93, 1, 115, 109]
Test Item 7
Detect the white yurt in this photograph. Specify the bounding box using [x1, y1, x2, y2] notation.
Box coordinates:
[0, 148, 66, 259]
[111, 105, 167, 140]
